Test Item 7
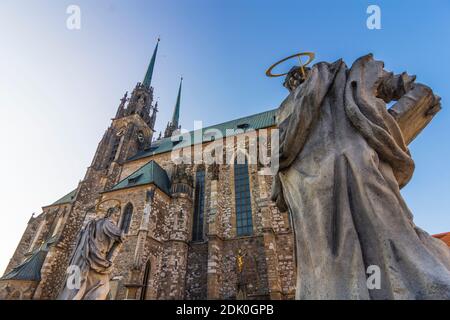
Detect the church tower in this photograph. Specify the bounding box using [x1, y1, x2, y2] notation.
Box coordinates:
[90, 38, 160, 188]
[30, 39, 162, 299]
[164, 77, 182, 138]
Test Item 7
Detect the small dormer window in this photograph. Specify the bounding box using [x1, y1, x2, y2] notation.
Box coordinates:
[128, 174, 143, 185]
[172, 137, 183, 146]
[237, 123, 250, 129]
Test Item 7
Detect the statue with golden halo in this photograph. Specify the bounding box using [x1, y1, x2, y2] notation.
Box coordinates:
[267, 52, 450, 299]
[59, 199, 125, 300]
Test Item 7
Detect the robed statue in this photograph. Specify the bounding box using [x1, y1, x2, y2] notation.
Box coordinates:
[59, 205, 124, 300]
[270, 53, 450, 299]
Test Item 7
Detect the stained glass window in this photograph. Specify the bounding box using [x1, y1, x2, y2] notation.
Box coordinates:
[120, 203, 133, 233]
[234, 158, 253, 236]
[192, 168, 205, 241]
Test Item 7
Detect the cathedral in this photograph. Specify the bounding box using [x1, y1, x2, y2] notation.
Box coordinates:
[0, 40, 296, 300]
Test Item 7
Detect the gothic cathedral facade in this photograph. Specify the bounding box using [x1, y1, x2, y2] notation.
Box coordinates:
[0, 40, 296, 300]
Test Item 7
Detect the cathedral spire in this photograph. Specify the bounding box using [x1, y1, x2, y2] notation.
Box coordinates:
[143, 38, 160, 88]
[171, 77, 182, 127]
[164, 77, 183, 138]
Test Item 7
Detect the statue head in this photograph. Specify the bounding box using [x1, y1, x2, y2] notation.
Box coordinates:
[106, 205, 121, 224]
[284, 66, 311, 92]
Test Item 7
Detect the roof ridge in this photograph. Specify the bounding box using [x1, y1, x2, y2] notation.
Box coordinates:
[106, 160, 170, 195]
[108, 159, 156, 190]
[165, 107, 277, 141]
[198, 108, 277, 131]
[433, 232, 450, 238]
[128, 108, 277, 162]
[48, 188, 78, 207]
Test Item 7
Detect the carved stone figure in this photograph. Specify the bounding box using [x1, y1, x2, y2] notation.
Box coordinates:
[120, 91, 128, 107]
[58, 206, 124, 300]
[235, 249, 247, 300]
[271, 54, 450, 299]
[137, 95, 146, 108]
[236, 248, 246, 274]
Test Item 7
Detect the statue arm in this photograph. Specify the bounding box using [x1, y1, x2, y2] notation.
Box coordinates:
[106, 241, 123, 262]
[377, 72, 441, 145]
[104, 219, 126, 261]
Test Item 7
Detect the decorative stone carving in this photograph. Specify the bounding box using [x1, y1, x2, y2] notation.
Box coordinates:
[58, 206, 125, 300]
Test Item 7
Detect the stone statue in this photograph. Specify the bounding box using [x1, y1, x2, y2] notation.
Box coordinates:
[236, 249, 246, 274]
[58, 206, 125, 300]
[235, 249, 247, 300]
[137, 95, 146, 108]
[271, 54, 450, 299]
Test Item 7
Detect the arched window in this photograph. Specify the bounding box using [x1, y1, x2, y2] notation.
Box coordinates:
[234, 157, 253, 236]
[109, 136, 121, 163]
[120, 203, 133, 233]
[192, 167, 205, 241]
[140, 259, 151, 300]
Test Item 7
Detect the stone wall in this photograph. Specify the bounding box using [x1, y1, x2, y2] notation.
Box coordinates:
[4, 126, 297, 300]
[276, 233, 296, 299]
[185, 243, 208, 300]
[218, 237, 270, 299]
[0, 280, 38, 300]
[101, 185, 171, 300]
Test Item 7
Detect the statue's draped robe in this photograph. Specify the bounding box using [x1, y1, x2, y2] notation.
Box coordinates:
[59, 218, 124, 300]
[272, 55, 450, 299]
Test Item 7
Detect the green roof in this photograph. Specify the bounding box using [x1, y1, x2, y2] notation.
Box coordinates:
[2, 236, 57, 281]
[49, 188, 77, 207]
[108, 160, 170, 195]
[129, 108, 277, 162]
[2, 250, 47, 281]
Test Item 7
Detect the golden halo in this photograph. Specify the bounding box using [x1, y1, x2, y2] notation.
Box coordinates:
[265, 52, 315, 77]
[95, 198, 122, 213]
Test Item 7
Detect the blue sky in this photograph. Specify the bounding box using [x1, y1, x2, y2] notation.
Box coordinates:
[0, 0, 449, 272]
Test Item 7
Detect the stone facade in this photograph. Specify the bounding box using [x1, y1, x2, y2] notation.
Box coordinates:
[1, 57, 295, 300]
[1, 132, 296, 300]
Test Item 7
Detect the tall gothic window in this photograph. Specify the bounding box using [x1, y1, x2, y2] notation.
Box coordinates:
[109, 136, 121, 163]
[140, 259, 151, 300]
[234, 157, 253, 236]
[192, 168, 205, 241]
[120, 203, 133, 233]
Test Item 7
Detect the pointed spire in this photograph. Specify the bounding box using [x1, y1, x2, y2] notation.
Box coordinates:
[143, 38, 160, 88]
[171, 77, 183, 127]
[115, 91, 128, 118]
[164, 77, 183, 138]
